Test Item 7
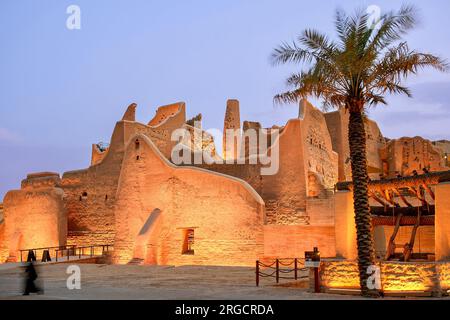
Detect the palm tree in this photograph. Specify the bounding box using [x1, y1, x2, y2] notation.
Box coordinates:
[271, 5, 448, 296]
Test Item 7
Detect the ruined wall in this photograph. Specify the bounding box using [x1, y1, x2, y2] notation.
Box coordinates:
[223, 99, 241, 160]
[3, 173, 66, 261]
[113, 134, 265, 266]
[381, 137, 448, 178]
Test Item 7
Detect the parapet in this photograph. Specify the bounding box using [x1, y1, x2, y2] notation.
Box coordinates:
[122, 103, 137, 121]
[21, 172, 61, 190]
[148, 102, 186, 127]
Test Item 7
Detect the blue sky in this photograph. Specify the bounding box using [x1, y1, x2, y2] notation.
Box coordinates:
[1, 0, 450, 199]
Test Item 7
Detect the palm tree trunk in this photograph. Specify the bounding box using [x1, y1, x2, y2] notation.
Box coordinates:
[348, 110, 379, 297]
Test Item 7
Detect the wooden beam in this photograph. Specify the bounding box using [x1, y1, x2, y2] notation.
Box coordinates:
[380, 189, 400, 207]
[370, 205, 434, 217]
[422, 184, 435, 201]
[336, 169, 450, 191]
[369, 191, 390, 207]
[393, 188, 413, 207]
[408, 186, 429, 207]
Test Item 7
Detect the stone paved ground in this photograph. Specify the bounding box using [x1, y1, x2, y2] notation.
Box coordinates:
[0, 263, 446, 300]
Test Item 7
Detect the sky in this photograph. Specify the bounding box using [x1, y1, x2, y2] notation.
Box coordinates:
[1, 0, 450, 199]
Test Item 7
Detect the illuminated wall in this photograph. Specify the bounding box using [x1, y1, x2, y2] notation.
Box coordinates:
[3, 173, 67, 262]
[113, 133, 265, 266]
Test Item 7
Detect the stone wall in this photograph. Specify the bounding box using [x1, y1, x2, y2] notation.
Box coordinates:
[113, 133, 265, 266]
[319, 259, 450, 294]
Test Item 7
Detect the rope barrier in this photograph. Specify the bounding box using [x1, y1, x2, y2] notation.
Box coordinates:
[256, 258, 308, 286]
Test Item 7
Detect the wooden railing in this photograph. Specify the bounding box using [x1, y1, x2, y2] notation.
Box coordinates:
[19, 244, 111, 263]
[256, 258, 308, 286]
[19, 245, 76, 263]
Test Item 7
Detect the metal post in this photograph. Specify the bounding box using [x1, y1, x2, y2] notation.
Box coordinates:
[20, 251, 23, 263]
[256, 261, 260, 287]
[314, 267, 320, 293]
[276, 259, 279, 284]
[67, 249, 69, 261]
[90, 246, 93, 257]
[294, 258, 298, 280]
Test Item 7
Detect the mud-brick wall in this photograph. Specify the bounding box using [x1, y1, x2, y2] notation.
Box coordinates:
[3, 187, 66, 261]
[195, 163, 263, 194]
[320, 260, 450, 294]
[306, 193, 335, 226]
[62, 168, 118, 246]
[263, 225, 336, 258]
[113, 134, 265, 266]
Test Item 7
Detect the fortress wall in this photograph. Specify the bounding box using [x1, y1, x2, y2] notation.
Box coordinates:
[62, 165, 118, 247]
[3, 184, 66, 261]
[113, 134, 265, 266]
[263, 225, 336, 258]
[61, 121, 129, 246]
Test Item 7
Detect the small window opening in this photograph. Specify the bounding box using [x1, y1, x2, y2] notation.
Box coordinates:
[135, 139, 140, 150]
[182, 229, 195, 255]
[80, 192, 88, 201]
[105, 194, 108, 201]
[136, 155, 140, 160]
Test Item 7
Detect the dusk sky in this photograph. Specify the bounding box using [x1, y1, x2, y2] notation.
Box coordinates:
[1, 0, 450, 199]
